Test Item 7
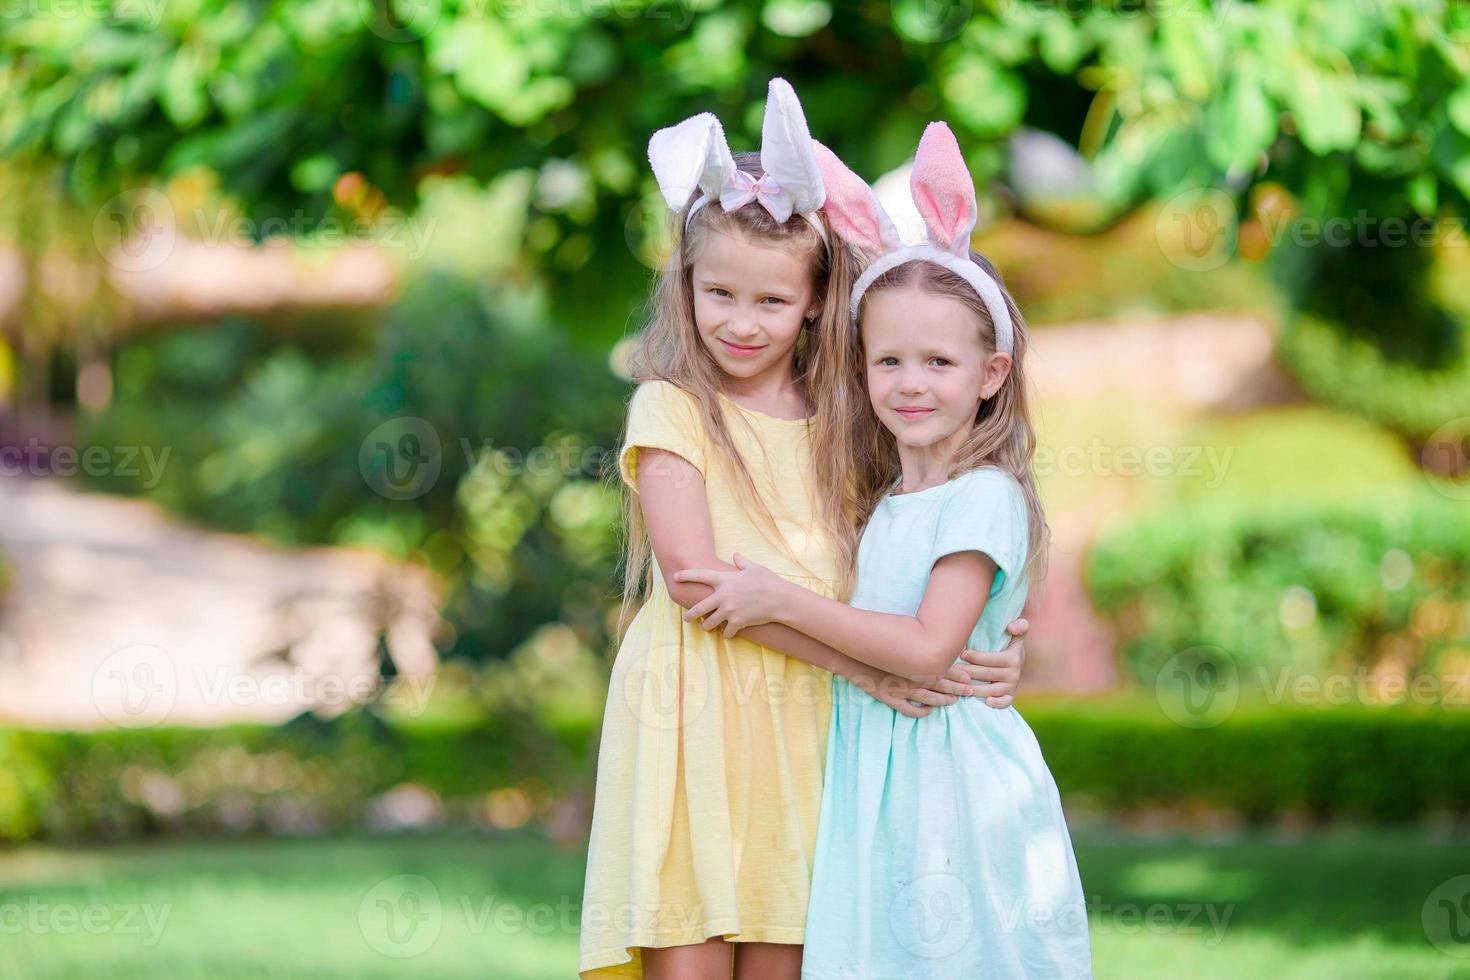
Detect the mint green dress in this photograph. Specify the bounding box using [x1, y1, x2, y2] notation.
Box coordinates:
[802, 467, 1093, 978]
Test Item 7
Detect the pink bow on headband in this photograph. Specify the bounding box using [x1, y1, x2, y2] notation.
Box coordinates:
[719, 170, 796, 223]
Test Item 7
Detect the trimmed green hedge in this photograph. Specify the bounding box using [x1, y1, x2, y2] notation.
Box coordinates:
[0, 708, 597, 844]
[1026, 700, 1470, 823]
[2, 700, 1468, 843]
[1085, 492, 1470, 687]
[1279, 313, 1470, 443]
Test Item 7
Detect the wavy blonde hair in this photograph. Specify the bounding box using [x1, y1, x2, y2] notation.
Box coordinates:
[615, 150, 864, 636]
[818, 251, 1050, 597]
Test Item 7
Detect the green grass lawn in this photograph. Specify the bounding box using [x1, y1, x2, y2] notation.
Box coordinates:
[0, 827, 1466, 979]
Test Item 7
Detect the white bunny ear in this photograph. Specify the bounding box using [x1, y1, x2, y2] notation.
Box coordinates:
[760, 78, 825, 213]
[648, 112, 736, 211]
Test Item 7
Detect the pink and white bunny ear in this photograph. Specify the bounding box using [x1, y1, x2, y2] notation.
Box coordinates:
[910, 122, 978, 256]
[648, 112, 736, 212]
[759, 78, 825, 215]
[812, 139, 902, 258]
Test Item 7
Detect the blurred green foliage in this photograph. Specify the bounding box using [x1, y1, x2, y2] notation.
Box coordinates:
[1086, 492, 1470, 688]
[1280, 312, 1470, 443]
[78, 274, 629, 664]
[7, 0, 1468, 211]
[1083, 408, 1470, 693]
[5, 0, 1469, 347]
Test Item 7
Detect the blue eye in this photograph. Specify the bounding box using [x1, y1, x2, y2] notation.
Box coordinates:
[878, 357, 898, 366]
[931, 357, 952, 367]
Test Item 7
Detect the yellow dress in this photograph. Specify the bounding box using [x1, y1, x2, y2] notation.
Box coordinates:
[579, 380, 841, 978]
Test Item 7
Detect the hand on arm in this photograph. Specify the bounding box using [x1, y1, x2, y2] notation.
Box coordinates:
[676, 550, 997, 681]
[961, 617, 1028, 708]
[739, 622, 978, 718]
[635, 447, 973, 717]
[674, 548, 1030, 709]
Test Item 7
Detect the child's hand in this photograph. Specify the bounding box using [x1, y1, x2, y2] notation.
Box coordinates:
[849, 669, 970, 719]
[674, 553, 789, 638]
[959, 617, 1028, 708]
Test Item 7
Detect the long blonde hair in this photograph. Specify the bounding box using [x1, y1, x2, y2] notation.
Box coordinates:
[615, 150, 864, 635]
[820, 251, 1050, 596]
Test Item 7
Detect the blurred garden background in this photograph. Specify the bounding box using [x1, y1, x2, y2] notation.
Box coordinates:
[2, 0, 1470, 976]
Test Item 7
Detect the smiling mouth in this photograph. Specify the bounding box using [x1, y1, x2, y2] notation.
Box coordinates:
[719, 339, 766, 357]
[894, 407, 935, 419]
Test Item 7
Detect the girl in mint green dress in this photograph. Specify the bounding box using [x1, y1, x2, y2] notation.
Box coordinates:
[673, 123, 1093, 978]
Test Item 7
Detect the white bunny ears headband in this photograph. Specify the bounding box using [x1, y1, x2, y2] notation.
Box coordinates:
[647, 77, 829, 246]
[814, 122, 1015, 356]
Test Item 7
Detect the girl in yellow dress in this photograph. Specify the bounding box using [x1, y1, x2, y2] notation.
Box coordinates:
[579, 79, 1025, 980]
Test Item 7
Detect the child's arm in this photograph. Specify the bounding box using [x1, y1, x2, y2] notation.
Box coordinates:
[682, 555, 1029, 702]
[634, 448, 973, 715]
[676, 550, 993, 681]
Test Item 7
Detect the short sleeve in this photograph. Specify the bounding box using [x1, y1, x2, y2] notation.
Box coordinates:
[931, 469, 1028, 598]
[618, 381, 708, 492]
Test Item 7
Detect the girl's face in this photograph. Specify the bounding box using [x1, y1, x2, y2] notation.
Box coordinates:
[690, 227, 820, 384]
[861, 285, 1011, 449]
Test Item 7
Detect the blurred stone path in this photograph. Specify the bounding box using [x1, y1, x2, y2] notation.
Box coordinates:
[0, 475, 438, 729]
